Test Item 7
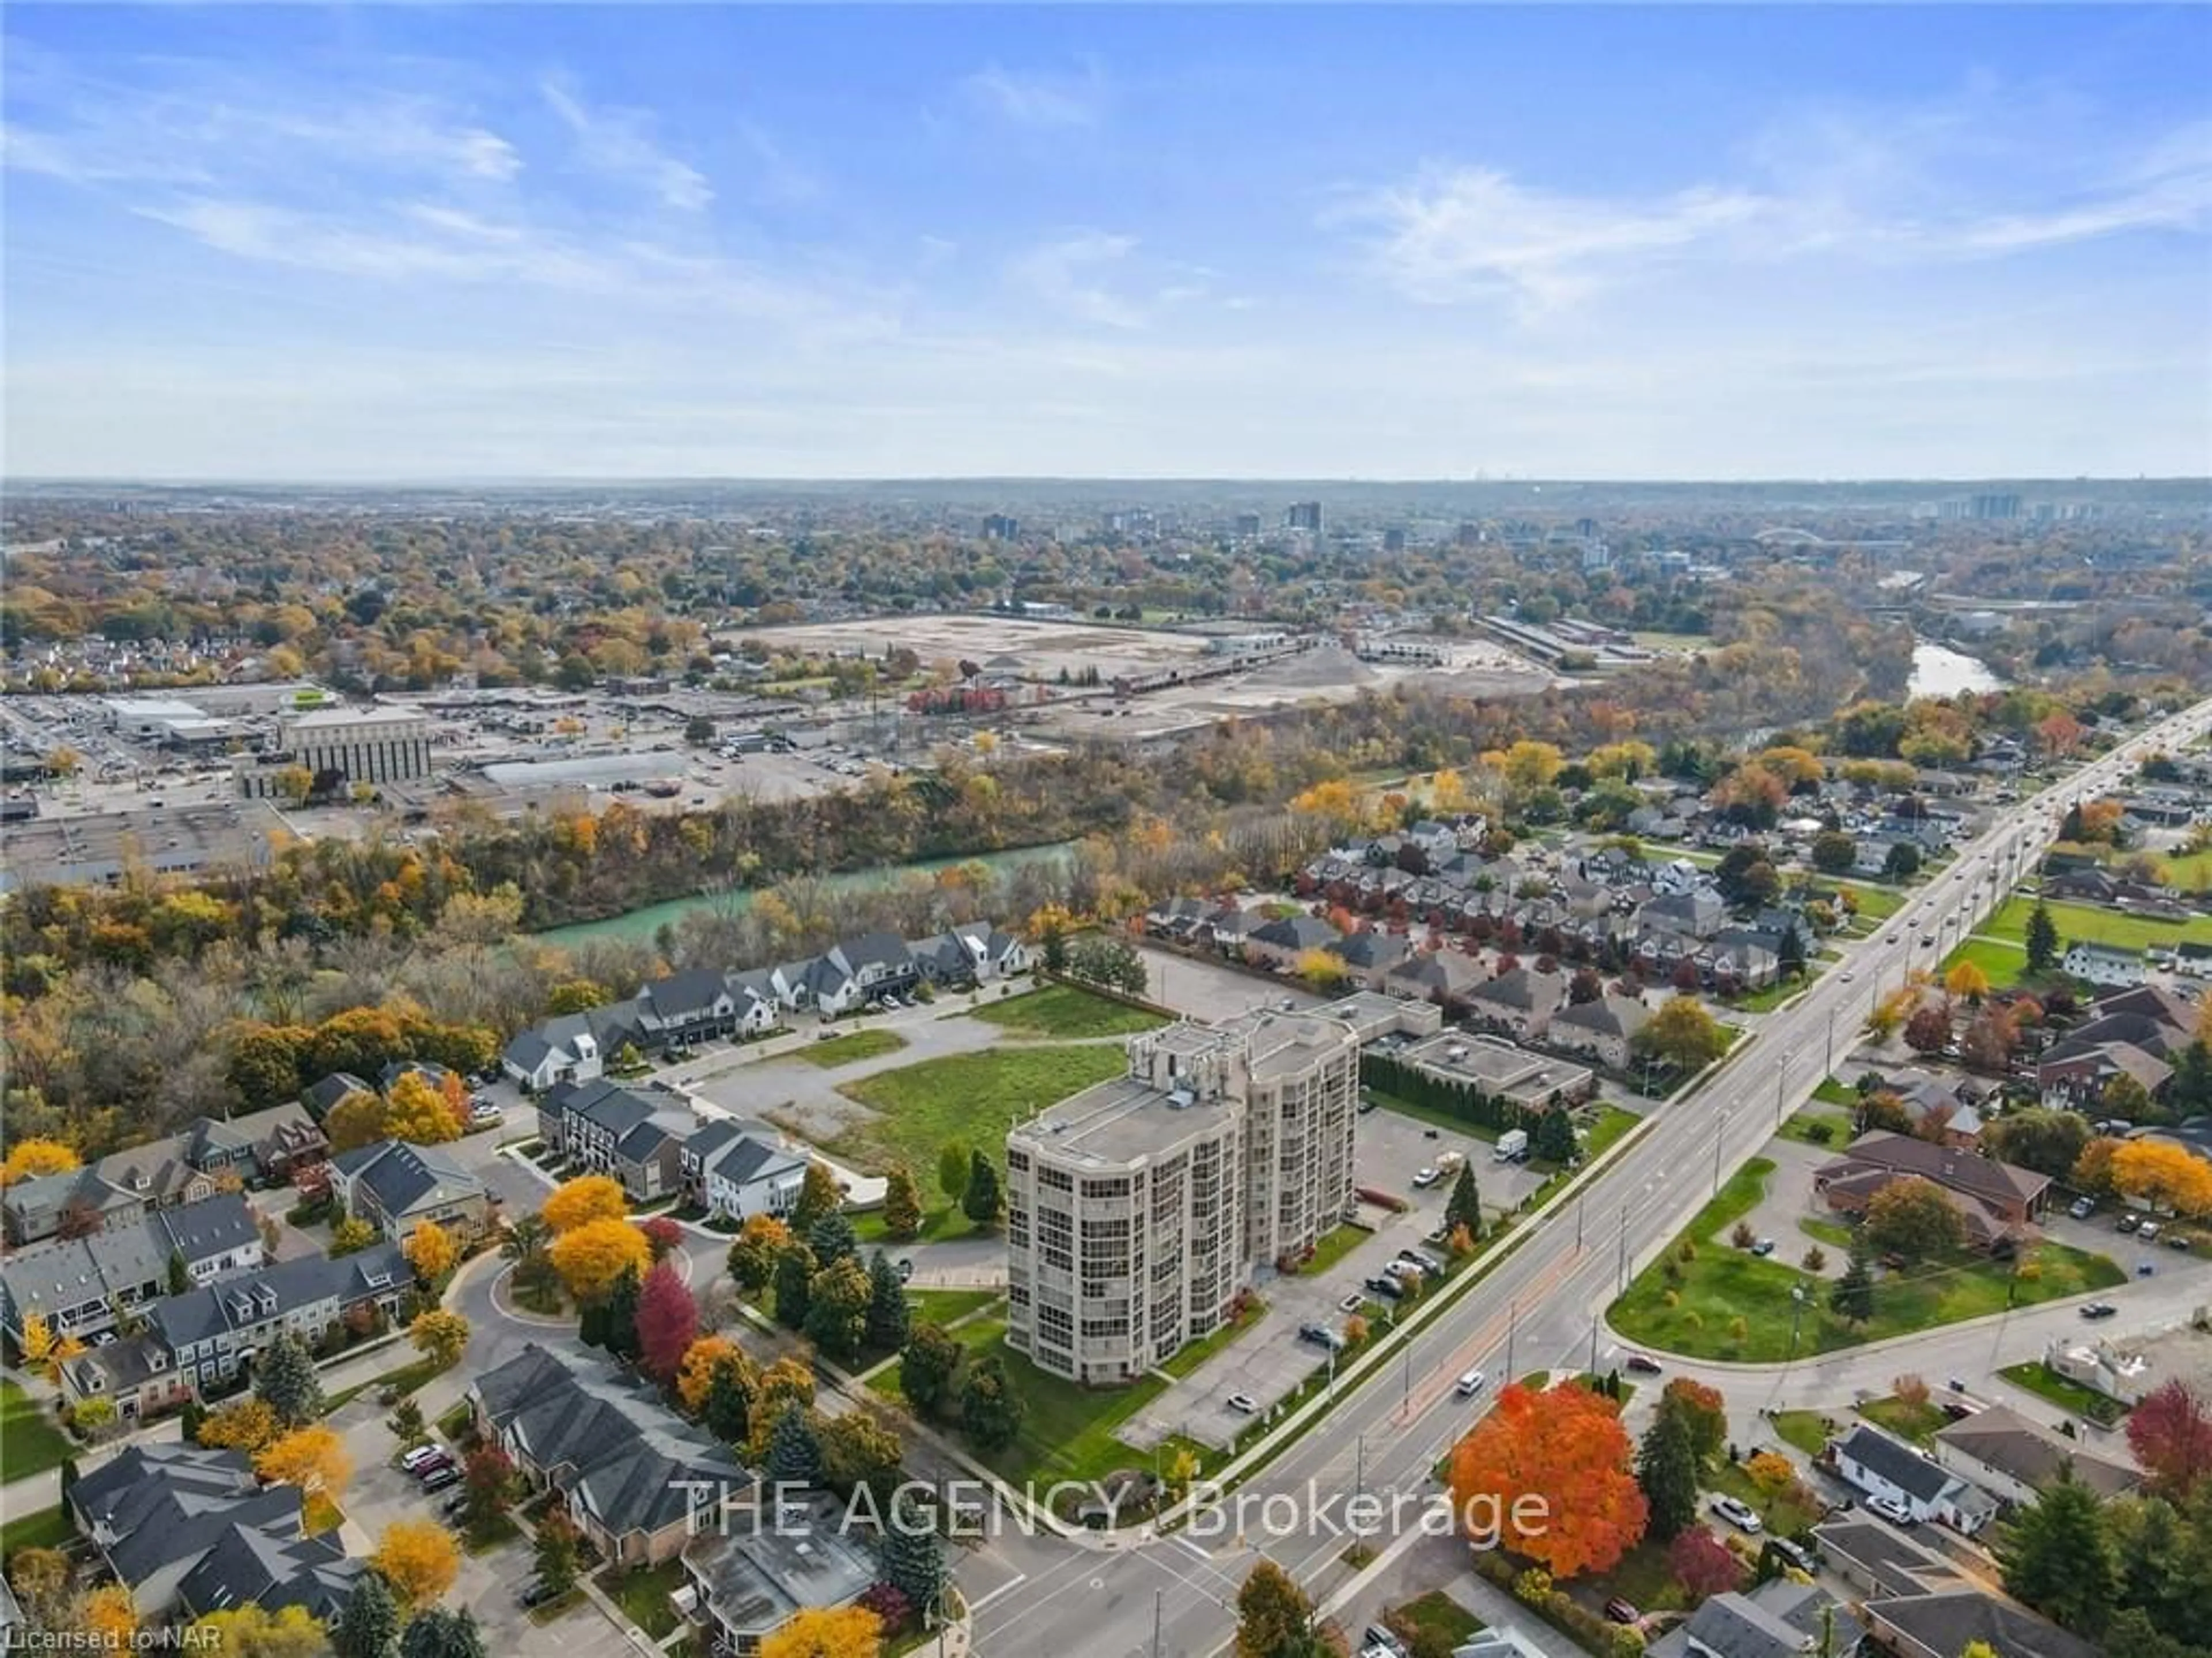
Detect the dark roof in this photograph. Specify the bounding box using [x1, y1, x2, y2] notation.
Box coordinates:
[149, 1242, 408, 1352]
[1836, 1424, 1959, 1504]
[1550, 995, 1649, 1039]
[1809, 1519, 1964, 1600]
[302, 1072, 373, 1114]
[1250, 915, 1339, 950]
[474, 1345, 748, 1538]
[645, 969, 730, 1019]
[1869, 1590, 2100, 1658]
[1817, 1132, 2050, 1211]
[1326, 931, 1410, 970]
[1934, 1403, 2142, 1499]
[2, 1193, 258, 1329]
[709, 1136, 805, 1189]
[327, 1140, 483, 1219]
[179, 1524, 363, 1621]
[837, 931, 913, 973]
[72, 1444, 304, 1596]
[1468, 967, 1566, 1011]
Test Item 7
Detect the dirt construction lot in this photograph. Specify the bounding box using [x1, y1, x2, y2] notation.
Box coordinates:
[738, 616, 1209, 680]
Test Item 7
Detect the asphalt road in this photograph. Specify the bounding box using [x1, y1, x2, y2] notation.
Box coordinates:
[971, 695, 2212, 1658]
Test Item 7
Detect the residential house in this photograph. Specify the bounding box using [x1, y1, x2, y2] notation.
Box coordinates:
[471, 1344, 749, 1569]
[180, 1105, 329, 1187]
[325, 1140, 495, 1245]
[1641, 888, 1727, 940]
[1245, 913, 1343, 970]
[637, 970, 742, 1049]
[1, 1194, 264, 1345]
[2035, 984, 2195, 1109]
[1810, 1518, 1969, 1604]
[57, 1335, 194, 1424]
[377, 1059, 454, 1098]
[2, 1166, 148, 1247]
[301, 1071, 374, 1120]
[680, 1492, 878, 1657]
[1931, 1403, 2142, 1507]
[143, 1242, 410, 1392]
[501, 1001, 646, 1092]
[1546, 995, 1651, 1071]
[1382, 947, 1488, 1011]
[1323, 928, 1412, 990]
[1858, 1590, 2100, 1658]
[177, 1523, 364, 1625]
[2063, 941, 2145, 988]
[69, 1443, 342, 1619]
[949, 920, 1029, 978]
[1461, 967, 1568, 1040]
[1831, 1424, 1998, 1535]
[771, 953, 863, 1016]
[539, 1077, 702, 1200]
[1706, 927, 1784, 990]
[1646, 1578, 1863, 1658]
[689, 1124, 807, 1223]
[1813, 1132, 2052, 1246]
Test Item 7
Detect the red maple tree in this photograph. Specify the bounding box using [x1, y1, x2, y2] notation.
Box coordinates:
[635, 1259, 698, 1383]
[1446, 1382, 1648, 1579]
[2126, 1379, 2212, 1498]
[1668, 1526, 1743, 1601]
[639, 1216, 685, 1261]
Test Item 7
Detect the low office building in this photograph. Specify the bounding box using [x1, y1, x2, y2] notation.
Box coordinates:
[1394, 1030, 1596, 1110]
[1006, 1010, 1359, 1383]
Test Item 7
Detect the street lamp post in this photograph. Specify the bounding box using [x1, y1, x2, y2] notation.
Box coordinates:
[1506, 1300, 1518, 1382]
[1713, 1111, 1730, 1195]
[1774, 1056, 1792, 1126]
[1616, 1203, 1630, 1295]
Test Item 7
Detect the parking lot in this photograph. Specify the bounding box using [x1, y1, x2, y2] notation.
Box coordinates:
[1129, 942, 1328, 1024]
[1354, 1104, 1551, 1224]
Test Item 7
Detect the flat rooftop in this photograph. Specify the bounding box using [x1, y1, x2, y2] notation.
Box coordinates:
[1012, 1075, 1234, 1168]
[683, 1508, 876, 1637]
[286, 704, 430, 730]
[1166, 1008, 1358, 1079]
[480, 752, 691, 789]
[1400, 1030, 1590, 1095]
[0, 801, 286, 891]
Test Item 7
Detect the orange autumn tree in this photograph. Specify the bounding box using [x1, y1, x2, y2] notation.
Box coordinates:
[1446, 1382, 1647, 1579]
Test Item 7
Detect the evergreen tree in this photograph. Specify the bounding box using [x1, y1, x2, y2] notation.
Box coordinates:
[866, 1252, 911, 1353]
[772, 1243, 817, 1331]
[601, 1263, 642, 1363]
[1999, 1470, 2119, 1634]
[168, 1249, 191, 1297]
[702, 1357, 753, 1445]
[881, 1166, 923, 1241]
[900, 1323, 963, 1418]
[2026, 901, 2062, 973]
[807, 1210, 858, 1268]
[180, 1398, 206, 1444]
[764, 1402, 824, 1488]
[1636, 1408, 1700, 1541]
[333, 1571, 400, 1658]
[1830, 1239, 1876, 1326]
[961, 1151, 1002, 1229]
[578, 1296, 611, 1351]
[58, 1456, 78, 1508]
[398, 1607, 488, 1658]
[253, 1333, 325, 1426]
[959, 1354, 1024, 1451]
[1531, 1109, 1578, 1164]
[1444, 1163, 1483, 1239]
[882, 1490, 947, 1613]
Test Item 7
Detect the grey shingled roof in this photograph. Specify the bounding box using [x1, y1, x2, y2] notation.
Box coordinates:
[327, 1140, 484, 1219]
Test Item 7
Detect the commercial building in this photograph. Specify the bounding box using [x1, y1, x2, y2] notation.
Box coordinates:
[1005, 1011, 1359, 1384]
[240, 705, 432, 795]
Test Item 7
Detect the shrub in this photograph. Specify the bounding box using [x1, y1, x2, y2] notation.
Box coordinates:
[1806, 1122, 1835, 1144]
[1677, 1239, 1697, 1263]
[1730, 1221, 1756, 1249]
[1661, 1289, 1680, 1309]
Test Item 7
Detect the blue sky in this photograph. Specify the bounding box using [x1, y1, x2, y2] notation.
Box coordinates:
[6, 5, 2208, 480]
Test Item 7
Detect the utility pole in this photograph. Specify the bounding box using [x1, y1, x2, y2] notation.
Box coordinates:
[1506, 1300, 1518, 1381]
[1774, 1057, 1790, 1126]
[1576, 1194, 1585, 1251]
[1616, 1203, 1630, 1295]
[1151, 1589, 1162, 1658]
[1589, 1318, 1599, 1376]
[1354, 1433, 1365, 1500]
[1712, 1112, 1729, 1195]
[1403, 1341, 1413, 1412]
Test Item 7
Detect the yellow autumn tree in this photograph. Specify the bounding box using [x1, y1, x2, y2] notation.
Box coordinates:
[254, 1424, 353, 1498]
[410, 1309, 471, 1371]
[0, 1138, 80, 1185]
[676, 1335, 757, 1415]
[198, 1397, 282, 1454]
[384, 1072, 461, 1145]
[2112, 1140, 2212, 1219]
[83, 1585, 137, 1644]
[759, 1604, 882, 1658]
[403, 1220, 457, 1282]
[548, 1217, 652, 1301]
[324, 1090, 389, 1154]
[541, 1174, 629, 1235]
[191, 1604, 327, 1658]
[371, 1518, 460, 1608]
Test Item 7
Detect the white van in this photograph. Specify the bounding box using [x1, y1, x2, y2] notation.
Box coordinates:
[1456, 1368, 1487, 1398]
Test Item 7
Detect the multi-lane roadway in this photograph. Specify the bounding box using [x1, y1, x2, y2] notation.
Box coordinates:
[971, 695, 2212, 1658]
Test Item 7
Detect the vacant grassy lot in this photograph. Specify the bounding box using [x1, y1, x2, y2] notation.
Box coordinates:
[1987, 895, 2212, 953]
[2000, 1361, 2130, 1423]
[2164, 847, 2212, 891]
[1833, 882, 1908, 921]
[1611, 1161, 2125, 1362]
[1859, 1393, 1949, 1445]
[1, 1381, 71, 1479]
[907, 1288, 1001, 1328]
[798, 1029, 910, 1068]
[1943, 936, 2032, 985]
[970, 984, 1168, 1039]
[835, 1042, 1131, 1171]
[1390, 1591, 1482, 1649]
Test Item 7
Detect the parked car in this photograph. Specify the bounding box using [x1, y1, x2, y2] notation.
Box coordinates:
[895, 1258, 914, 1282]
[1865, 1493, 1916, 1527]
[1710, 1495, 1763, 1534]
[401, 1445, 449, 1474]
[2139, 1259, 2158, 1277]
[2118, 1213, 2142, 1234]
[518, 1579, 562, 1609]
[2069, 1196, 2097, 1220]
[2081, 1301, 2119, 1319]
[1604, 1598, 1639, 1626]
[1766, 1538, 1815, 1574]
[421, 1466, 462, 1493]
[2139, 1221, 2162, 1243]
[1624, 1353, 1663, 1375]
[1298, 1323, 1345, 1352]
[2169, 1232, 2197, 1251]
[1396, 1249, 1444, 1276]
[1750, 1238, 1777, 1258]
[1363, 1275, 1406, 1300]
[1411, 1167, 1441, 1189]
[1226, 1393, 1258, 1415]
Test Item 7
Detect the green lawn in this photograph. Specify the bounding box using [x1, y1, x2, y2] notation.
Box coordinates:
[1582, 1105, 1641, 1162]
[595, 1560, 687, 1640]
[1590, 1542, 1688, 1616]
[1859, 1394, 1949, 1445]
[1161, 1297, 1268, 1379]
[1389, 1590, 1482, 1649]
[1986, 895, 2212, 953]
[323, 1357, 444, 1416]
[1291, 1223, 1374, 1278]
[835, 1043, 1132, 1172]
[851, 1203, 978, 1246]
[1612, 1160, 2126, 1362]
[1711, 1459, 1824, 1538]
[969, 984, 1168, 1039]
[1943, 936, 2031, 984]
[1797, 1217, 1855, 1249]
[1832, 881, 1907, 921]
[1812, 1077, 1858, 1107]
[907, 1288, 1001, 1328]
[1, 1380, 71, 1479]
[797, 1029, 910, 1069]
[1776, 1110, 1853, 1148]
[1999, 1361, 2131, 1424]
[873, 1326, 1171, 1486]
[1771, 1410, 1834, 1458]
[2163, 847, 2212, 890]
[0, 1504, 72, 1561]
[1729, 979, 1806, 1014]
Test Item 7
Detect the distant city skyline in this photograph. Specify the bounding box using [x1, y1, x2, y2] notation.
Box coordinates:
[6, 5, 2209, 480]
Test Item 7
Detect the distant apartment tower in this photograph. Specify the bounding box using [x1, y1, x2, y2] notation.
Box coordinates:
[1005, 1011, 1359, 1383]
[1969, 494, 2022, 521]
[1381, 528, 1408, 553]
[1456, 522, 1483, 548]
[263, 706, 431, 793]
[982, 514, 1020, 541]
[1285, 502, 1323, 533]
[1233, 513, 1263, 538]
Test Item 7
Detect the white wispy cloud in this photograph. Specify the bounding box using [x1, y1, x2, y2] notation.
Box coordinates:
[961, 62, 1107, 130]
[1343, 109, 2212, 314]
[1005, 232, 1149, 329]
[540, 75, 713, 210]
